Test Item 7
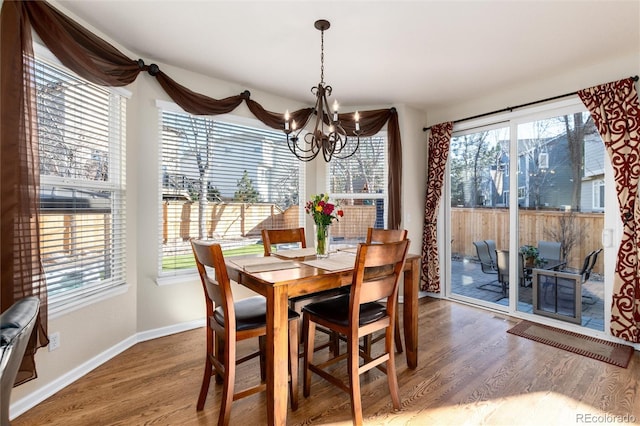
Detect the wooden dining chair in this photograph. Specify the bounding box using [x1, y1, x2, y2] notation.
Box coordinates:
[262, 228, 343, 354]
[302, 239, 410, 425]
[261, 227, 306, 255]
[190, 239, 300, 425]
[363, 228, 408, 354]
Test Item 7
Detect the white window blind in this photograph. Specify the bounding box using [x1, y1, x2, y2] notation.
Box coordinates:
[35, 56, 127, 313]
[159, 109, 304, 276]
[328, 133, 387, 244]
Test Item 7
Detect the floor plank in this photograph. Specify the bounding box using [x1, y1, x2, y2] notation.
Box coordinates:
[13, 297, 640, 425]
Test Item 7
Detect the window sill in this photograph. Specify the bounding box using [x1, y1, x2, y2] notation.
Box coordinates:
[48, 284, 130, 320]
[155, 272, 198, 287]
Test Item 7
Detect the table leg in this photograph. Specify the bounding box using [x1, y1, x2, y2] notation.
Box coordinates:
[403, 257, 419, 369]
[266, 285, 289, 426]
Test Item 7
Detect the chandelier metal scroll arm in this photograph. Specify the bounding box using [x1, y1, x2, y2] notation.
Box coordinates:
[283, 19, 360, 162]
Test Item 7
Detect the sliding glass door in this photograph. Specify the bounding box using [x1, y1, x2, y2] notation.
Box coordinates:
[446, 100, 605, 332]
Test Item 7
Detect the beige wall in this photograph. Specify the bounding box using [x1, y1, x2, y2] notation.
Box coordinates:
[10, 0, 640, 416]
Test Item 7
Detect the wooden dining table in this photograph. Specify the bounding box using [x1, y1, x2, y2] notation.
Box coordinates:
[225, 249, 421, 426]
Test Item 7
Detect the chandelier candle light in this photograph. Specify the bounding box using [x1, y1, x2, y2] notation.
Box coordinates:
[283, 19, 362, 162]
[305, 194, 344, 258]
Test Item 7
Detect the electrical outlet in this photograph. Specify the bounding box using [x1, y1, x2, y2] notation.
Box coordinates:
[48, 331, 60, 352]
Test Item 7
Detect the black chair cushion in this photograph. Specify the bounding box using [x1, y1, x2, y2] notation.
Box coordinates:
[1, 297, 40, 346]
[302, 294, 387, 327]
[214, 296, 299, 331]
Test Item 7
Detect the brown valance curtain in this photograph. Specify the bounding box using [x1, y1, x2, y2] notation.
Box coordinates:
[0, 0, 403, 385]
[578, 77, 640, 343]
[420, 122, 452, 292]
[246, 100, 403, 229]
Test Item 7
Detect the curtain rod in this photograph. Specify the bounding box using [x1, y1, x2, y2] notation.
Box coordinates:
[422, 75, 640, 132]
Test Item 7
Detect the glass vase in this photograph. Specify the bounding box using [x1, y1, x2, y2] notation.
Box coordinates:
[315, 224, 330, 258]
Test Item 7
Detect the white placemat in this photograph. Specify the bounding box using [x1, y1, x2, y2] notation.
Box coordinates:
[275, 247, 317, 258]
[302, 252, 356, 271]
[337, 246, 358, 254]
[230, 256, 298, 273]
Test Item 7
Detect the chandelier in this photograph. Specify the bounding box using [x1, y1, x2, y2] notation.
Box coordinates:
[284, 19, 361, 162]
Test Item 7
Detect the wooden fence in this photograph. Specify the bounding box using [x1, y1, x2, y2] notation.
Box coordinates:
[163, 202, 376, 242]
[451, 207, 604, 274]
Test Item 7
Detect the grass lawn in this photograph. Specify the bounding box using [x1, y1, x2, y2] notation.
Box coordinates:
[163, 243, 265, 270]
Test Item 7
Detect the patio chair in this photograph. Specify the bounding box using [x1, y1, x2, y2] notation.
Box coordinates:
[473, 240, 497, 274]
[496, 250, 527, 296]
[485, 240, 498, 268]
[538, 241, 562, 262]
[474, 240, 504, 294]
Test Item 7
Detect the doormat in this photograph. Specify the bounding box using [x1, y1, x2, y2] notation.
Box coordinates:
[507, 321, 634, 368]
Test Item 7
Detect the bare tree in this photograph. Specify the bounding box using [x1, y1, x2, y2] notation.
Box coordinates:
[329, 136, 384, 205]
[162, 116, 215, 239]
[450, 132, 500, 207]
[545, 211, 585, 262]
[563, 113, 593, 211]
[188, 117, 216, 239]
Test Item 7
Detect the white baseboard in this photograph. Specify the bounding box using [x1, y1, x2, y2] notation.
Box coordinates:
[10, 318, 205, 420]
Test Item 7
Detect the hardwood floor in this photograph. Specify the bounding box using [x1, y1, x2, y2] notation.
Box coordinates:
[13, 298, 640, 425]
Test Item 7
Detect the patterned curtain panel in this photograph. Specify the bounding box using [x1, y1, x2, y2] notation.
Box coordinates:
[578, 77, 640, 343]
[421, 122, 452, 292]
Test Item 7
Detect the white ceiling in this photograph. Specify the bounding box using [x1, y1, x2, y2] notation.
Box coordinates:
[55, 0, 639, 112]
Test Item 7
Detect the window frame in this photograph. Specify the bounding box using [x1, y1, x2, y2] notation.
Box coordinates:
[34, 43, 130, 317]
[592, 179, 605, 211]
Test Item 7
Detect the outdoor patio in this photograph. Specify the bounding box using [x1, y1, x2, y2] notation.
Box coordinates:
[450, 258, 605, 331]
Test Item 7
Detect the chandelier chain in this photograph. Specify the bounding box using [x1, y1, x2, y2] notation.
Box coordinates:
[320, 28, 325, 85]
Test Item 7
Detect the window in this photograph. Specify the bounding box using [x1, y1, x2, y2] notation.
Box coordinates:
[328, 133, 387, 244]
[35, 54, 127, 313]
[592, 179, 605, 210]
[159, 107, 304, 276]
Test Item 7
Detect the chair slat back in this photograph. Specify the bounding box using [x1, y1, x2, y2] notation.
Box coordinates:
[262, 228, 306, 255]
[350, 240, 409, 320]
[366, 228, 408, 244]
[191, 239, 236, 329]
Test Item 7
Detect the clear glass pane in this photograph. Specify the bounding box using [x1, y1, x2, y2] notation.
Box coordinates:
[516, 112, 604, 331]
[450, 126, 510, 308]
[329, 134, 387, 245]
[160, 114, 303, 273]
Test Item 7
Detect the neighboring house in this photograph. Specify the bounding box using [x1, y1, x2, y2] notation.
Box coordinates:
[581, 133, 606, 212]
[481, 131, 605, 213]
